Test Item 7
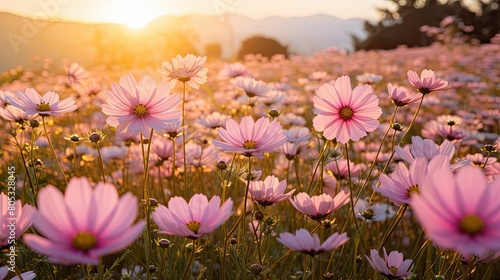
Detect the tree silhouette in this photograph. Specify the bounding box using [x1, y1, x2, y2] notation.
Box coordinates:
[237, 36, 288, 60]
[353, 0, 500, 50]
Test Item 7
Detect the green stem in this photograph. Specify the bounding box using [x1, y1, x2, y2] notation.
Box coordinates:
[354, 106, 397, 205]
[171, 138, 177, 197]
[42, 116, 68, 185]
[306, 140, 330, 194]
[182, 81, 188, 198]
[141, 129, 155, 280]
[94, 142, 106, 183]
[182, 240, 196, 280]
[377, 204, 407, 250]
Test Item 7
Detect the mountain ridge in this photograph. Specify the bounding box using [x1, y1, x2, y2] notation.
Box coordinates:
[0, 11, 365, 72]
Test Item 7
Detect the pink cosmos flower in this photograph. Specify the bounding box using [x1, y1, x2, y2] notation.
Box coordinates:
[64, 62, 89, 84]
[313, 75, 382, 143]
[0, 105, 33, 125]
[1, 193, 35, 246]
[234, 76, 270, 98]
[376, 157, 436, 205]
[176, 143, 218, 169]
[407, 69, 452, 94]
[395, 136, 470, 171]
[289, 191, 350, 221]
[283, 126, 311, 143]
[218, 62, 251, 80]
[213, 116, 287, 157]
[23, 177, 145, 265]
[158, 54, 208, 89]
[366, 248, 414, 278]
[152, 194, 233, 239]
[280, 142, 302, 160]
[0, 266, 36, 280]
[387, 83, 421, 107]
[249, 175, 295, 206]
[395, 136, 454, 163]
[101, 74, 181, 137]
[7, 88, 77, 117]
[325, 159, 364, 180]
[0, 90, 15, 107]
[195, 111, 230, 129]
[411, 157, 500, 255]
[151, 137, 174, 161]
[276, 228, 349, 256]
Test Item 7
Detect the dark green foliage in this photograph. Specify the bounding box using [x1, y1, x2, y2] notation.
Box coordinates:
[354, 0, 500, 50]
[237, 35, 288, 60]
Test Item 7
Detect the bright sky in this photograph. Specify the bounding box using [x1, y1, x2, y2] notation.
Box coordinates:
[0, 0, 391, 28]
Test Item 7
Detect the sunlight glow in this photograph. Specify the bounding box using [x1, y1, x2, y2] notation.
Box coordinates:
[107, 0, 163, 28]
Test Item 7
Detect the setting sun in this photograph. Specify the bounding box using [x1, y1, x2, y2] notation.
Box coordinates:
[107, 0, 164, 28]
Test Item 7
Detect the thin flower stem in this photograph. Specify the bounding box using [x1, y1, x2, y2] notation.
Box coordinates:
[141, 129, 154, 280]
[294, 158, 302, 191]
[422, 249, 447, 279]
[13, 131, 36, 206]
[306, 139, 330, 194]
[182, 240, 196, 280]
[158, 165, 166, 204]
[240, 157, 253, 244]
[398, 94, 425, 146]
[72, 143, 79, 177]
[222, 156, 250, 280]
[94, 142, 106, 183]
[42, 116, 68, 185]
[171, 137, 177, 196]
[355, 106, 397, 204]
[482, 151, 491, 170]
[377, 204, 407, 250]
[182, 81, 188, 198]
[97, 257, 105, 280]
[344, 142, 365, 280]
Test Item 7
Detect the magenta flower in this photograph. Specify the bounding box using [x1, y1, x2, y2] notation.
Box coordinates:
[64, 62, 89, 84]
[234, 76, 269, 98]
[218, 62, 251, 80]
[0, 105, 33, 125]
[1, 193, 35, 246]
[213, 116, 287, 157]
[395, 136, 455, 164]
[407, 69, 452, 94]
[101, 74, 181, 137]
[411, 157, 500, 255]
[387, 82, 421, 107]
[152, 194, 233, 239]
[366, 248, 414, 279]
[249, 175, 295, 206]
[158, 54, 208, 89]
[7, 88, 77, 117]
[23, 177, 145, 265]
[289, 191, 350, 221]
[376, 157, 434, 205]
[313, 75, 382, 143]
[276, 228, 349, 256]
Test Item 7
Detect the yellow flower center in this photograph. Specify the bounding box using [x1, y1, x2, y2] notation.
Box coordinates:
[186, 221, 201, 234]
[134, 104, 148, 117]
[243, 140, 257, 150]
[339, 106, 354, 120]
[178, 76, 191, 83]
[459, 215, 484, 236]
[407, 185, 419, 196]
[72, 232, 97, 251]
[38, 102, 51, 112]
[389, 266, 398, 275]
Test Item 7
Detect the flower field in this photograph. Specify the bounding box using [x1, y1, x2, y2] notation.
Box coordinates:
[1, 40, 500, 279]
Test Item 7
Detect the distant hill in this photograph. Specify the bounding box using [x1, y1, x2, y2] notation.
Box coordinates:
[0, 12, 365, 72]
